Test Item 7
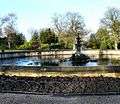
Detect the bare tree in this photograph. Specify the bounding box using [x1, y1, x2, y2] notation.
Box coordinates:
[53, 12, 86, 37]
[101, 8, 120, 50]
[52, 12, 87, 49]
[4, 25, 16, 49]
[52, 14, 63, 35]
[2, 13, 17, 49]
[66, 12, 86, 36]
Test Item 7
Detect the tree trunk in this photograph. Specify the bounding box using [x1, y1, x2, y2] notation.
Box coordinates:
[8, 42, 11, 49]
[115, 41, 118, 50]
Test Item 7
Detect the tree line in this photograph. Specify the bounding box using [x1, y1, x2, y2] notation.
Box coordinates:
[0, 7, 120, 50]
[87, 8, 120, 50]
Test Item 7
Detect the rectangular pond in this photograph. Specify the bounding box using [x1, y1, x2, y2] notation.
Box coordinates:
[0, 56, 120, 67]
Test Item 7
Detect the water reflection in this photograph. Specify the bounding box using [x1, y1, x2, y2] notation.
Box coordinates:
[0, 56, 120, 66]
[86, 61, 98, 66]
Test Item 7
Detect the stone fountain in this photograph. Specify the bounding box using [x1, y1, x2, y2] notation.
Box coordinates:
[70, 33, 90, 66]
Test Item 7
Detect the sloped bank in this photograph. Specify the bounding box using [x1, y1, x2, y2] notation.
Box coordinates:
[0, 75, 120, 94]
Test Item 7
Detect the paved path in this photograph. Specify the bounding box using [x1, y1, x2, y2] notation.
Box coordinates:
[0, 93, 120, 104]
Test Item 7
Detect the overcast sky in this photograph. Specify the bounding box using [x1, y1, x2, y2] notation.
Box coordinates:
[0, 0, 120, 40]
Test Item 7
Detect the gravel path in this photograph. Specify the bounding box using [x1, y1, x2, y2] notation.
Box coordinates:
[0, 93, 120, 104]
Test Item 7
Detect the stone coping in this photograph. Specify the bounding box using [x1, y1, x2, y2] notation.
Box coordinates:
[0, 65, 119, 72]
[0, 65, 119, 78]
[1, 91, 120, 96]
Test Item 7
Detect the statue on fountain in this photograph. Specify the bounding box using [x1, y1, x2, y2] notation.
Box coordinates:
[71, 33, 90, 66]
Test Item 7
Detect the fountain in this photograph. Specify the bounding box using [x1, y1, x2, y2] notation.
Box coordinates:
[70, 33, 90, 66]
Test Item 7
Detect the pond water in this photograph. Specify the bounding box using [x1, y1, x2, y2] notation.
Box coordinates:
[0, 56, 118, 67]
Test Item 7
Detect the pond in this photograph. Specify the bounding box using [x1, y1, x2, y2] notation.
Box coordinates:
[0, 56, 120, 67]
